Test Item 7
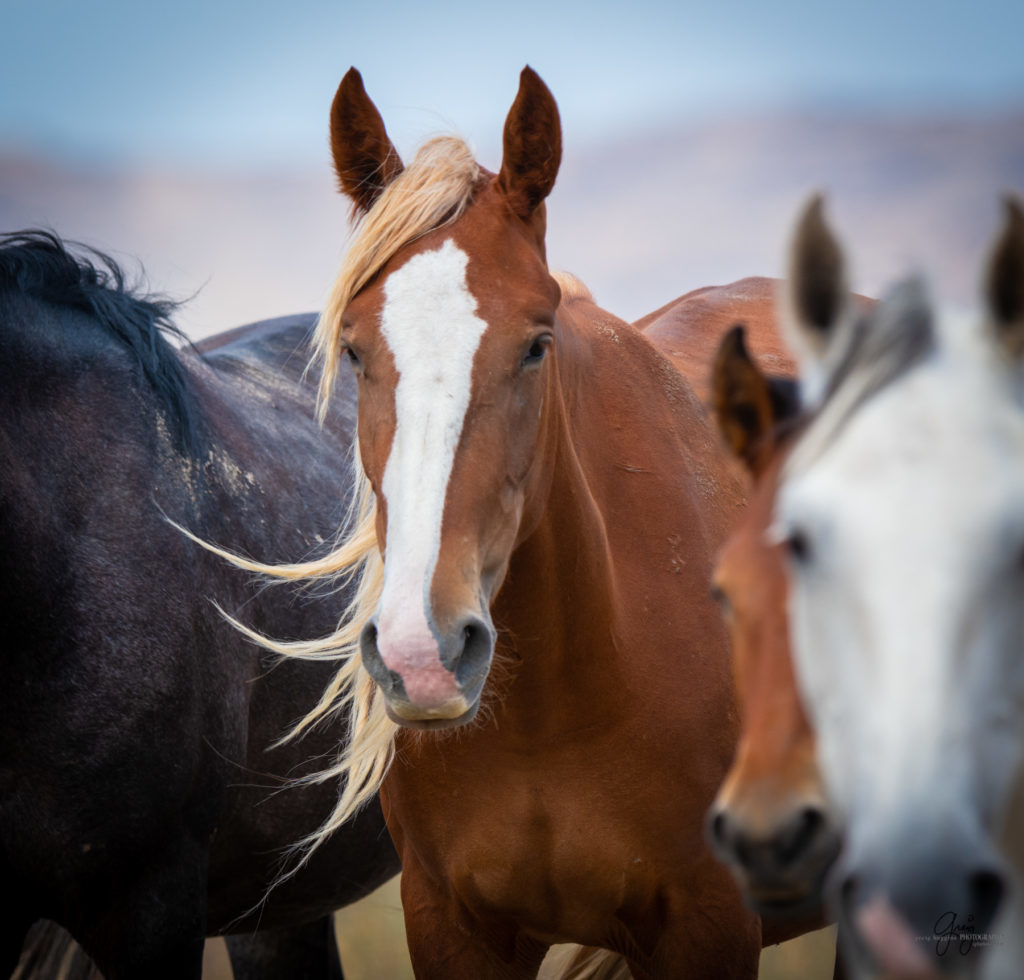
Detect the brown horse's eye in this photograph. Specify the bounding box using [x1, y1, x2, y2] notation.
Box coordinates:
[344, 346, 361, 370]
[522, 334, 552, 367]
[710, 583, 733, 618]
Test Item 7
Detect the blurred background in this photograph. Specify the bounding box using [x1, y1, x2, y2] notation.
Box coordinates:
[3, 0, 1021, 976]
[3, 0, 1023, 340]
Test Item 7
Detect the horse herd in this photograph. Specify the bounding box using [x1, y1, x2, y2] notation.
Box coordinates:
[3, 66, 1022, 980]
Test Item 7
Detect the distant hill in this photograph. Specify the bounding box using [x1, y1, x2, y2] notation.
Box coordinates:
[549, 107, 1024, 317]
[3, 106, 1022, 338]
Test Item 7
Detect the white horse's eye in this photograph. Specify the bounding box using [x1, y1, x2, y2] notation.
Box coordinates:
[766, 520, 813, 566]
[785, 527, 813, 565]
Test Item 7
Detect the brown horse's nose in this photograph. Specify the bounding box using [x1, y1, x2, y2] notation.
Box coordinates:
[708, 802, 838, 905]
[359, 612, 495, 723]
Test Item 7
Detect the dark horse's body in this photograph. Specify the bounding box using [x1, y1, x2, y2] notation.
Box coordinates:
[0, 232, 399, 979]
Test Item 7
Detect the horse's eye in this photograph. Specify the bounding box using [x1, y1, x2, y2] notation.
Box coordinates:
[522, 334, 552, 368]
[344, 346, 361, 370]
[785, 528, 812, 565]
[710, 583, 733, 618]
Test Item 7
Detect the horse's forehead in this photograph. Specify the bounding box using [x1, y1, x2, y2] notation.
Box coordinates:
[782, 358, 1024, 587]
[374, 237, 547, 358]
[381, 237, 474, 313]
[373, 239, 490, 385]
[808, 348, 1019, 483]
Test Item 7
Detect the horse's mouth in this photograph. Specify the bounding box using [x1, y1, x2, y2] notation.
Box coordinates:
[722, 831, 839, 919]
[747, 886, 824, 918]
[382, 697, 481, 730]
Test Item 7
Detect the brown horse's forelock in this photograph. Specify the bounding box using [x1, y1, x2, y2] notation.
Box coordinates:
[313, 136, 482, 418]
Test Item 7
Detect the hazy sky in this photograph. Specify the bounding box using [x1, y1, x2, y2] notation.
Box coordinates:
[2, 0, 1022, 170]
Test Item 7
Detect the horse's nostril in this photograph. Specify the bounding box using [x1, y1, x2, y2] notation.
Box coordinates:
[775, 806, 825, 867]
[969, 868, 1005, 933]
[454, 616, 494, 688]
[708, 811, 733, 856]
[358, 619, 401, 695]
[840, 871, 861, 917]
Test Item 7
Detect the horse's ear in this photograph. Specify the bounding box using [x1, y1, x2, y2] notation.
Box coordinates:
[497, 67, 562, 220]
[783, 194, 854, 404]
[984, 195, 1024, 359]
[712, 325, 783, 475]
[329, 68, 404, 215]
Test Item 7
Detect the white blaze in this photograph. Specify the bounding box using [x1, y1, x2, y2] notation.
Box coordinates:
[376, 239, 487, 673]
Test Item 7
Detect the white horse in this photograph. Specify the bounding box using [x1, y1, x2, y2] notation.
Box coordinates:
[776, 195, 1024, 980]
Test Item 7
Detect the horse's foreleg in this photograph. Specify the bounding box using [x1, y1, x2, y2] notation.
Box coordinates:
[400, 862, 548, 980]
[74, 835, 208, 980]
[627, 875, 762, 980]
[226, 916, 343, 980]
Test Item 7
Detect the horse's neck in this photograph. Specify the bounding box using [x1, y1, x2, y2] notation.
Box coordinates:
[492, 302, 741, 733]
[493, 444, 625, 736]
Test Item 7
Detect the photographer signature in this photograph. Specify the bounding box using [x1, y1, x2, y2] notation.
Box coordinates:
[928, 911, 1000, 956]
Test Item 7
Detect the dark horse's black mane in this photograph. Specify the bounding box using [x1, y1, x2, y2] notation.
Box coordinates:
[0, 229, 200, 450]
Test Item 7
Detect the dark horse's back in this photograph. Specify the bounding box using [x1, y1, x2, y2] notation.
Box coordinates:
[0, 233, 398, 980]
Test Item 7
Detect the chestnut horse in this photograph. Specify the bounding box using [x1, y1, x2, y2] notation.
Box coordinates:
[640, 294, 845, 975]
[702, 323, 842, 923]
[700, 255, 874, 921]
[235, 67, 836, 977]
[774, 197, 1024, 980]
[635, 277, 797, 406]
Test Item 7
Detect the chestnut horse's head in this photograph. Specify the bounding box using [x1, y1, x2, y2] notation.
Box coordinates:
[706, 325, 841, 914]
[318, 68, 562, 729]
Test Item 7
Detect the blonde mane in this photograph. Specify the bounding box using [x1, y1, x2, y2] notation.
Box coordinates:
[197, 136, 484, 871]
[551, 270, 594, 306]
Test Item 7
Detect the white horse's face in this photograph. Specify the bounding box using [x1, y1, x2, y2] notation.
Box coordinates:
[782, 321, 1024, 853]
[776, 197, 1024, 978]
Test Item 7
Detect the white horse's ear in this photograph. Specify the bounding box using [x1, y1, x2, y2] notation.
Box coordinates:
[781, 195, 856, 405]
[984, 195, 1024, 360]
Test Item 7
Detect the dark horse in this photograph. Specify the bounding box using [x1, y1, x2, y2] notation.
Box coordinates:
[0, 232, 399, 979]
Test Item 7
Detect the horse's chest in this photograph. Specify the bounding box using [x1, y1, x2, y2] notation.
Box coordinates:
[385, 758, 664, 938]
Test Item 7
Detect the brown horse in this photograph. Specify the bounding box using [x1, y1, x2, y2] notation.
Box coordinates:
[234, 67, 835, 977]
[699, 228, 877, 924]
[635, 276, 797, 406]
[638, 286, 847, 979]
[703, 323, 841, 918]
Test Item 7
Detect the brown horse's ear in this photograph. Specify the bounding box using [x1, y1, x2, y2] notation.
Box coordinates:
[497, 67, 562, 220]
[712, 325, 779, 475]
[984, 195, 1024, 359]
[329, 68, 404, 215]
